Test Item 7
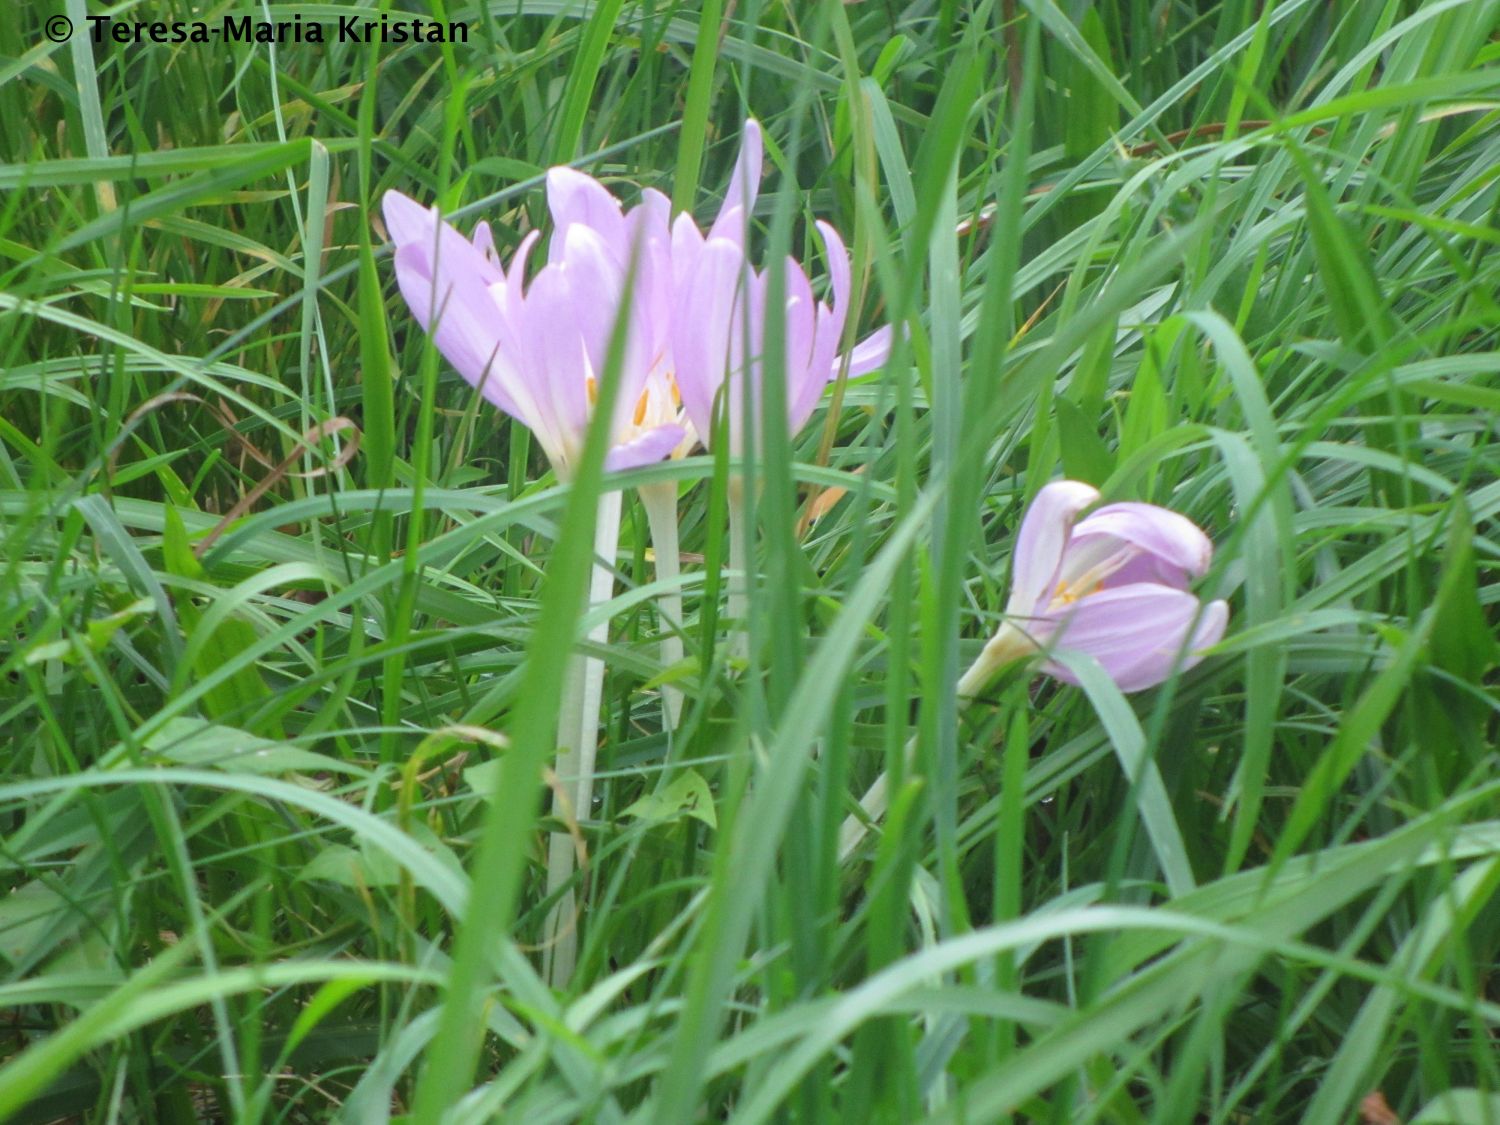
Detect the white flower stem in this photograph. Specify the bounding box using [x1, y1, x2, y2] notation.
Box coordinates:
[726, 475, 751, 660]
[639, 481, 685, 728]
[837, 622, 1034, 861]
[543, 487, 623, 988]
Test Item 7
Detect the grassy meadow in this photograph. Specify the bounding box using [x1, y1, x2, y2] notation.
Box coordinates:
[2, 0, 1499, 1120]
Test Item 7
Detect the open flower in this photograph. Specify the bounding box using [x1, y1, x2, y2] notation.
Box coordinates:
[966, 480, 1230, 694]
[383, 177, 685, 479]
[669, 120, 893, 453]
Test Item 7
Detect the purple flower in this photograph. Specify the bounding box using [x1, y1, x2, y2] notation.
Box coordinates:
[382, 175, 685, 479]
[383, 120, 890, 474]
[993, 480, 1230, 692]
[669, 120, 893, 453]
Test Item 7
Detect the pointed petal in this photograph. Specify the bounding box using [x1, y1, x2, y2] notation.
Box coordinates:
[382, 190, 435, 247]
[1038, 584, 1215, 692]
[471, 219, 498, 266]
[572, 226, 656, 439]
[383, 191, 503, 287]
[631, 187, 673, 236]
[708, 119, 763, 245]
[839, 323, 894, 377]
[504, 230, 541, 309]
[545, 166, 627, 258]
[521, 262, 592, 456]
[782, 263, 829, 435]
[557, 223, 627, 376]
[671, 210, 707, 291]
[624, 190, 675, 368]
[605, 424, 686, 472]
[391, 242, 520, 419]
[814, 221, 851, 340]
[1007, 480, 1100, 616]
[781, 255, 817, 361]
[672, 238, 747, 445]
[727, 265, 769, 454]
[805, 222, 851, 384]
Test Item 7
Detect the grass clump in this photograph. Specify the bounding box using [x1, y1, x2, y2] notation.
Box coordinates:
[1, 1, 1497, 1121]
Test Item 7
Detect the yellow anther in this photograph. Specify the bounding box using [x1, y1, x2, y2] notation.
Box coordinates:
[586, 376, 598, 406]
[633, 390, 649, 426]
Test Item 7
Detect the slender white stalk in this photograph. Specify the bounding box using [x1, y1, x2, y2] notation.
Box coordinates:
[572, 489, 623, 809]
[837, 623, 1033, 861]
[639, 481, 685, 728]
[725, 476, 751, 660]
[543, 488, 623, 988]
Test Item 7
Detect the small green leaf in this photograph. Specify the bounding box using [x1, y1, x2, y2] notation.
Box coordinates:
[621, 770, 717, 829]
[296, 845, 401, 889]
[462, 759, 502, 803]
[23, 599, 155, 667]
[1055, 398, 1115, 486]
[161, 502, 206, 582]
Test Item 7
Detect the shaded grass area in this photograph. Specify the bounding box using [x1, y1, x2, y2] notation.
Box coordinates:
[2, 0, 1498, 1120]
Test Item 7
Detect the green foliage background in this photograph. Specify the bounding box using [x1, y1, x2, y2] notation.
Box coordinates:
[1, 0, 1498, 1120]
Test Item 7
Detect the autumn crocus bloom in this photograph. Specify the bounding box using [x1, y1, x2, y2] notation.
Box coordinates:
[382, 179, 685, 478]
[840, 482, 1228, 861]
[966, 480, 1230, 694]
[670, 120, 892, 452]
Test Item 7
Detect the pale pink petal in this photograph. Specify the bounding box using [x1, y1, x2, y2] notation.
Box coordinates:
[390, 242, 520, 419]
[383, 191, 503, 288]
[1007, 480, 1101, 617]
[631, 187, 673, 235]
[605, 424, 687, 472]
[708, 119, 763, 246]
[672, 238, 747, 442]
[726, 265, 769, 453]
[623, 190, 675, 370]
[782, 257, 817, 364]
[546, 167, 627, 259]
[781, 263, 829, 435]
[803, 226, 845, 388]
[1050, 534, 1139, 594]
[556, 224, 627, 381]
[1071, 502, 1215, 585]
[519, 263, 591, 459]
[504, 230, 541, 310]
[1191, 598, 1230, 653]
[814, 221, 851, 342]
[471, 220, 499, 268]
[839, 324, 894, 377]
[671, 211, 707, 292]
[1038, 584, 1211, 692]
[382, 190, 436, 248]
